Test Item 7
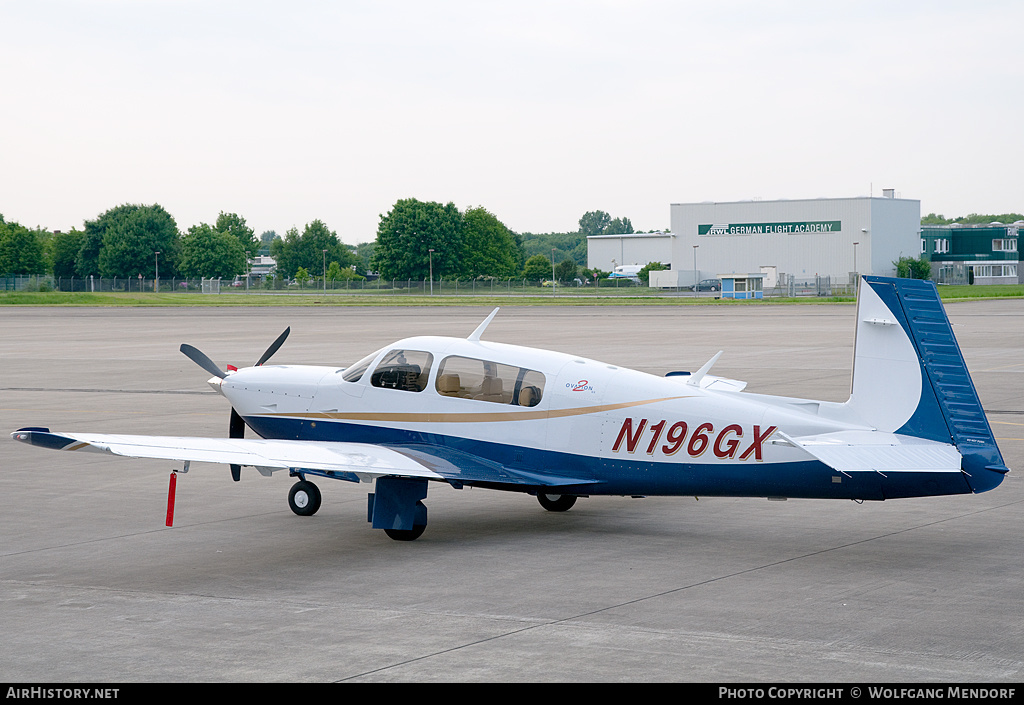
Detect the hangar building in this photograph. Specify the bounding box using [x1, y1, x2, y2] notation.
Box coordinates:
[612, 194, 921, 290]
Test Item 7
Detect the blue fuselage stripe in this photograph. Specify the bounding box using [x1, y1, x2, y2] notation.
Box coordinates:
[244, 415, 971, 501]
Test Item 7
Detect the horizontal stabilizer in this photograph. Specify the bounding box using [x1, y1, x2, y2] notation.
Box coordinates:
[666, 371, 747, 392]
[781, 430, 962, 474]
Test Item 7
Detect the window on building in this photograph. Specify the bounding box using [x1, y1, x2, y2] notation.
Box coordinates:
[992, 239, 1017, 252]
[970, 264, 1018, 279]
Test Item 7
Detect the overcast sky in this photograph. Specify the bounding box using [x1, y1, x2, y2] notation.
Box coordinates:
[2, 1, 1021, 244]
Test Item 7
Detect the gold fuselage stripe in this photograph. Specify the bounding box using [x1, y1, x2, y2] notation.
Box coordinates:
[255, 395, 691, 424]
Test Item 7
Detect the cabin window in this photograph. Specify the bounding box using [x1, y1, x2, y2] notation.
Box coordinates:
[435, 356, 545, 406]
[370, 349, 433, 392]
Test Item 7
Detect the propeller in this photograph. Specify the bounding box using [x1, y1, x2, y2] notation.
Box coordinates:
[255, 326, 291, 367]
[179, 344, 227, 379]
[180, 327, 291, 482]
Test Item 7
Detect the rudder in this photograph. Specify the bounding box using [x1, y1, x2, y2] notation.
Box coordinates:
[854, 276, 1007, 492]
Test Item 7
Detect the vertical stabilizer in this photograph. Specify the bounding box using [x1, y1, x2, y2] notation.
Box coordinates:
[847, 276, 1007, 492]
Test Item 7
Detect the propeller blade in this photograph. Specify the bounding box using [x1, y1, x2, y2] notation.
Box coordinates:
[230, 407, 245, 434]
[229, 408, 245, 482]
[180, 344, 226, 379]
[255, 327, 290, 367]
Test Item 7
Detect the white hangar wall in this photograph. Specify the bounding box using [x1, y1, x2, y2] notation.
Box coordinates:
[668, 197, 921, 284]
[587, 232, 675, 273]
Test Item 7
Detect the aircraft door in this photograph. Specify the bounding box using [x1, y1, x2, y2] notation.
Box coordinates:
[544, 360, 610, 458]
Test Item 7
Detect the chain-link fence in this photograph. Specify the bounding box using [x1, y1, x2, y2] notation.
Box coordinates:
[2, 273, 860, 297]
[1, 275, 648, 296]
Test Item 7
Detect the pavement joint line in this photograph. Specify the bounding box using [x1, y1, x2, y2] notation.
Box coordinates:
[337, 497, 1024, 681]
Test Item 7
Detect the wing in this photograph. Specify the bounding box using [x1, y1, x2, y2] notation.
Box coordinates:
[11, 428, 592, 489]
[12, 428, 442, 481]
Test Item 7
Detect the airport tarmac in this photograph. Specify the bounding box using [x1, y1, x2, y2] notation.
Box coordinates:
[1, 301, 1022, 683]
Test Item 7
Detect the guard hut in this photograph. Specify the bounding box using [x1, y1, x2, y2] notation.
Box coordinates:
[719, 273, 764, 300]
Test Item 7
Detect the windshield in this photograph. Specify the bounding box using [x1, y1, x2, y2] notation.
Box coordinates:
[341, 349, 383, 383]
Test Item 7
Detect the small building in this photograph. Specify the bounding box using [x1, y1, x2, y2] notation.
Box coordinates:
[248, 255, 278, 277]
[921, 223, 1020, 285]
[719, 273, 765, 299]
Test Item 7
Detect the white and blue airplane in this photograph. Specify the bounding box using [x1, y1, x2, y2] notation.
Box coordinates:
[12, 276, 1009, 540]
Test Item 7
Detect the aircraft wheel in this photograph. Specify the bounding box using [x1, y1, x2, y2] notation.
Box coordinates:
[289, 480, 321, 516]
[384, 524, 426, 541]
[537, 493, 577, 512]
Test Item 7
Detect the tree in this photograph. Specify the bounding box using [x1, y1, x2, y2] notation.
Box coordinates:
[461, 207, 520, 278]
[271, 220, 355, 279]
[637, 261, 668, 284]
[258, 230, 277, 256]
[606, 217, 634, 235]
[0, 217, 46, 274]
[519, 231, 585, 264]
[77, 204, 137, 277]
[215, 212, 257, 254]
[522, 254, 552, 281]
[555, 257, 578, 283]
[355, 241, 376, 275]
[178, 223, 246, 278]
[578, 210, 611, 238]
[325, 261, 344, 283]
[326, 260, 364, 283]
[372, 199, 464, 280]
[921, 212, 1024, 225]
[50, 229, 85, 279]
[83, 204, 179, 279]
[893, 256, 931, 280]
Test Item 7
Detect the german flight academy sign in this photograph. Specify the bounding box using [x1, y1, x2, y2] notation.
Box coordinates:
[699, 221, 842, 236]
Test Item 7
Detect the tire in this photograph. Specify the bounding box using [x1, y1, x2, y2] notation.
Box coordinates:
[288, 480, 321, 516]
[537, 493, 577, 512]
[384, 524, 426, 541]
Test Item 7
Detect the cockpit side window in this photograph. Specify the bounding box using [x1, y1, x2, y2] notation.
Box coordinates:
[370, 349, 433, 392]
[435, 355, 544, 406]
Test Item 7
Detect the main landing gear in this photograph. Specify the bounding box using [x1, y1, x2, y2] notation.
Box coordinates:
[537, 493, 577, 512]
[288, 475, 430, 541]
[288, 479, 322, 516]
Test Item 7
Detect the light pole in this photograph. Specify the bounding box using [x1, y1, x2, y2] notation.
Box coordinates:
[551, 248, 556, 295]
[323, 249, 327, 293]
[853, 241, 859, 278]
[692, 245, 699, 297]
[428, 249, 435, 295]
[245, 251, 251, 292]
[154, 251, 159, 293]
